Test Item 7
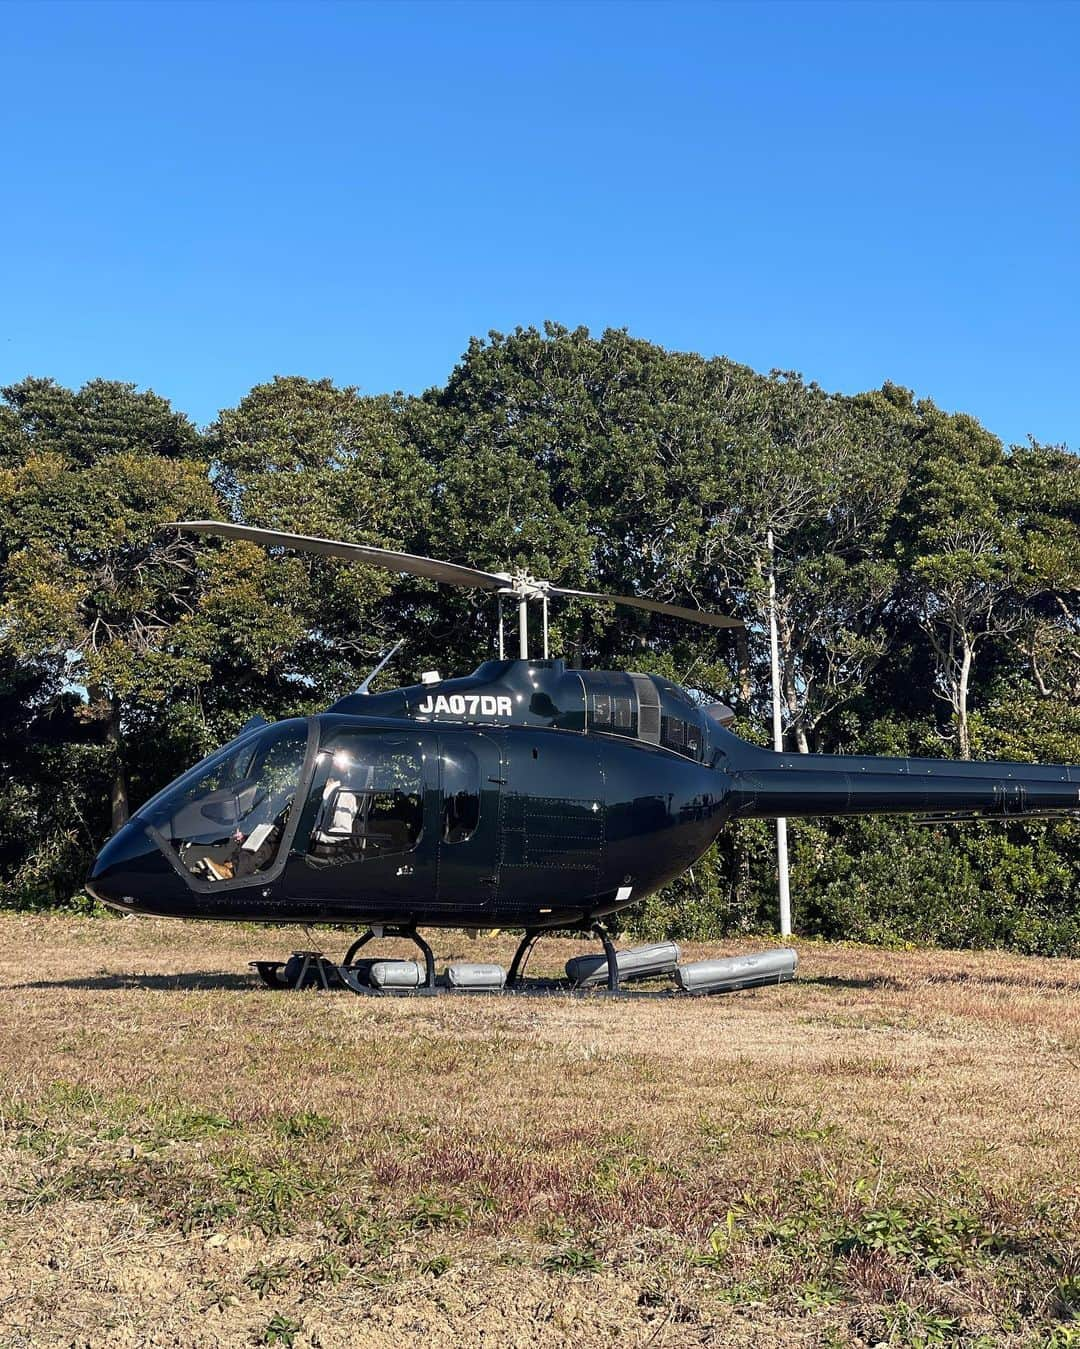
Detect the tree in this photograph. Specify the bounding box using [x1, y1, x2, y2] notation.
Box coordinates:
[204, 376, 434, 707]
[902, 411, 1067, 759]
[1010, 442, 1080, 705]
[0, 338, 1075, 954]
[0, 378, 215, 831]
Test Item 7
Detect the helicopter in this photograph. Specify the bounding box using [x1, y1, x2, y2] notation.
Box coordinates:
[87, 521, 1080, 996]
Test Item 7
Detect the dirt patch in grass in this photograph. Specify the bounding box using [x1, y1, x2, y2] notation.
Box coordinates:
[0, 914, 1077, 1346]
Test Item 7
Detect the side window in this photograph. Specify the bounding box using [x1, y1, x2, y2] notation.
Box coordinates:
[307, 736, 423, 866]
[142, 722, 308, 884]
[442, 746, 480, 844]
[661, 715, 691, 754]
[613, 694, 633, 730]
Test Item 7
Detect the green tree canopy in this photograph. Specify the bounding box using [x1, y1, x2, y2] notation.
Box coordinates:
[0, 378, 215, 831]
[0, 339, 1075, 953]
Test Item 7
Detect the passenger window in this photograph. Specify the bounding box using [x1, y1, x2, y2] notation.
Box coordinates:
[613, 695, 632, 729]
[143, 722, 308, 884]
[592, 692, 611, 726]
[662, 716, 687, 750]
[441, 746, 480, 844]
[307, 736, 423, 865]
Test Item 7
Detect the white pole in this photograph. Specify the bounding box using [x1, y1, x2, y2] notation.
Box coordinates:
[518, 595, 528, 659]
[768, 530, 792, 938]
[542, 596, 549, 659]
[497, 594, 505, 660]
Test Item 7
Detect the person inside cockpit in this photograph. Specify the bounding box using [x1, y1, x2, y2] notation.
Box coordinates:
[139, 722, 308, 883]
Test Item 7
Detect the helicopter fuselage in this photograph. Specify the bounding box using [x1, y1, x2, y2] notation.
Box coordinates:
[87, 658, 1079, 930]
[87, 660, 735, 929]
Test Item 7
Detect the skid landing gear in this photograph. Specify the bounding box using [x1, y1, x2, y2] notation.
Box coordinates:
[507, 922, 622, 993]
[251, 930, 798, 998]
[339, 925, 437, 994]
[253, 926, 438, 993]
[253, 951, 340, 991]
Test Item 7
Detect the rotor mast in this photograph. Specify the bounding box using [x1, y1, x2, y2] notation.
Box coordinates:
[502, 570, 548, 661]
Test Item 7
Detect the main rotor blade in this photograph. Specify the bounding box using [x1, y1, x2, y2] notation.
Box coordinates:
[547, 585, 743, 629]
[167, 521, 511, 591]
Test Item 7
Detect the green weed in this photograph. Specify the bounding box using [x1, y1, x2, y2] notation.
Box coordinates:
[154, 1107, 235, 1141]
[220, 1161, 324, 1236]
[273, 1110, 336, 1141]
[405, 1191, 469, 1230]
[543, 1244, 603, 1274]
[833, 1202, 988, 1272]
[262, 1314, 301, 1346]
[879, 1301, 963, 1345]
[245, 1263, 294, 1298]
[1041, 1330, 1080, 1349]
[793, 1281, 843, 1311]
[305, 1249, 349, 1285]
[693, 1209, 741, 1268]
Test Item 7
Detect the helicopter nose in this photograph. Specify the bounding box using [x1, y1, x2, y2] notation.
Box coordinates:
[86, 821, 173, 910]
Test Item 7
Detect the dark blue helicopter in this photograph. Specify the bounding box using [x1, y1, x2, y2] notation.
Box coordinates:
[87, 523, 1079, 993]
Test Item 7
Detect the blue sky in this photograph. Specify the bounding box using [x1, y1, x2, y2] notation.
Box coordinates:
[1, 1, 1076, 448]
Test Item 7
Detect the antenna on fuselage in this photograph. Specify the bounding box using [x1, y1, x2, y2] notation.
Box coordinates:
[165, 522, 744, 665]
[355, 638, 404, 695]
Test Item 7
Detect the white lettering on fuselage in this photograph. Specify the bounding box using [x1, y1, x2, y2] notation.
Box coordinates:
[415, 693, 513, 717]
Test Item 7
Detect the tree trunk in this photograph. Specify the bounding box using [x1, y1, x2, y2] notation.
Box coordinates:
[956, 641, 973, 760]
[782, 666, 809, 754]
[735, 626, 752, 712]
[107, 700, 129, 832]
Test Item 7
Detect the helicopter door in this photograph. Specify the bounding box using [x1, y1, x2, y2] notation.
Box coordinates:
[296, 728, 438, 918]
[500, 733, 605, 910]
[435, 731, 503, 914]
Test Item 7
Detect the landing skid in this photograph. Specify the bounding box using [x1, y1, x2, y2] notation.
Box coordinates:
[253, 960, 649, 998]
[507, 922, 622, 992]
[250, 929, 799, 998]
[252, 922, 628, 996]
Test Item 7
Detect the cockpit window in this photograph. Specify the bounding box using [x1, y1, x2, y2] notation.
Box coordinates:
[141, 722, 308, 884]
[306, 734, 424, 866]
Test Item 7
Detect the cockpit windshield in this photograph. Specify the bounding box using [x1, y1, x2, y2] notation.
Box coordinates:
[140, 721, 309, 884]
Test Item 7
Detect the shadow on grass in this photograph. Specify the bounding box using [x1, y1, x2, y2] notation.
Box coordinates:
[922, 969, 1080, 993]
[10, 971, 259, 992]
[804, 970, 1079, 994]
[799, 973, 905, 991]
[7, 971, 779, 1001]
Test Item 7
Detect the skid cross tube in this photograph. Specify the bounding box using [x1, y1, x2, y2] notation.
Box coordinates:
[506, 923, 623, 993]
[342, 925, 437, 988]
[506, 928, 540, 987]
[593, 923, 621, 993]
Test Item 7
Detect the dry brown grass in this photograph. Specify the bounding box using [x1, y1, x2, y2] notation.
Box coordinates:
[0, 914, 1077, 1348]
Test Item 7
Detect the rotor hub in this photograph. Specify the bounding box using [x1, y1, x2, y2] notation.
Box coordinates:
[502, 571, 550, 601]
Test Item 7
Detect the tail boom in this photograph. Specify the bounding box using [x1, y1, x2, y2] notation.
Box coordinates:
[727, 750, 1080, 822]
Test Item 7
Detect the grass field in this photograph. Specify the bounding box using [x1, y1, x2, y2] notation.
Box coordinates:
[0, 915, 1077, 1348]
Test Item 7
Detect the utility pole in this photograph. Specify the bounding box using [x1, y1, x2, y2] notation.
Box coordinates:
[767, 530, 792, 937]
